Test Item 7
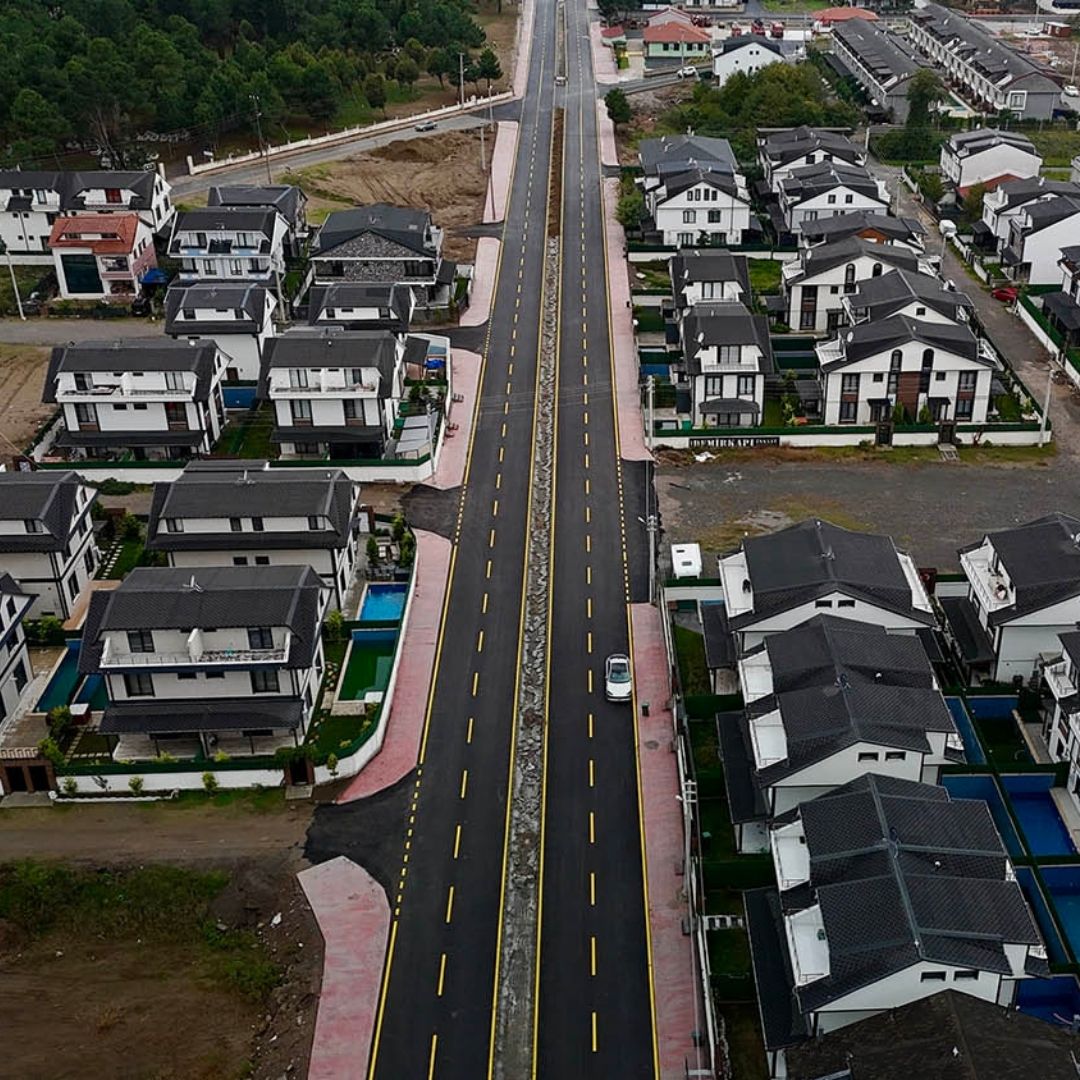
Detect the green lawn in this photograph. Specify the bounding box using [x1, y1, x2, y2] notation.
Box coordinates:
[629, 260, 671, 291]
[762, 396, 784, 427]
[306, 708, 379, 760]
[0, 266, 44, 317]
[338, 635, 398, 700]
[721, 1004, 769, 1080]
[708, 927, 751, 976]
[748, 258, 782, 296]
[101, 538, 144, 579]
[214, 405, 276, 459]
[760, 0, 826, 11]
[674, 625, 711, 696]
[1029, 129, 1080, 168]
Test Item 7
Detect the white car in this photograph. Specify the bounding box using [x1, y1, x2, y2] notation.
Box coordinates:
[414, 120, 437, 132]
[605, 654, 633, 703]
[1065, 85, 1080, 98]
[676, 65, 699, 79]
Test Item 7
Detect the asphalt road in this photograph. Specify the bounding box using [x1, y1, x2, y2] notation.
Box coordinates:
[534, 0, 656, 1074]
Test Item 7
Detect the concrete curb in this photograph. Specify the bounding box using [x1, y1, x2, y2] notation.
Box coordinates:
[430, 349, 481, 490]
[462, 236, 501, 327]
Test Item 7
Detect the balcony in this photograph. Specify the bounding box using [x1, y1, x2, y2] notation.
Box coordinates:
[1045, 660, 1076, 707]
[101, 640, 287, 668]
[815, 339, 844, 367]
[960, 546, 1013, 614]
[274, 379, 379, 396]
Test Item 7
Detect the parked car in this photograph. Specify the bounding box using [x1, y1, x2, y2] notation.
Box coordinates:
[414, 120, 437, 132]
[1065, 85, 1080, 97]
[992, 285, 1019, 303]
[676, 65, 699, 79]
[605, 654, 633, 703]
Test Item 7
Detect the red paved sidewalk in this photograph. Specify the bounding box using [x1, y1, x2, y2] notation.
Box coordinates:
[485, 121, 518, 224]
[631, 603, 700, 1079]
[336, 529, 452, 803]
[431, 349, 480, 490]
[461, 236, 500, 328]
[298, 855, 390, 1080]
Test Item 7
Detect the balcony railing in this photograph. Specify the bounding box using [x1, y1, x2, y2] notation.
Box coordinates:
[102, 644, 286, 667]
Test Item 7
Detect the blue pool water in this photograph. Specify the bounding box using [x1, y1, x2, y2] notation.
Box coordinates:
[941, 774, 1025, 858]
[945, 696, 985, 765]
[35, 641, 82, 713]
[1041, 868, 1080, 962]
[1016, 867, 1070, 965]
[1017, 975, 1080, 1025]
[1003, 774, 1076, 857]
[359, 583, 408, 623]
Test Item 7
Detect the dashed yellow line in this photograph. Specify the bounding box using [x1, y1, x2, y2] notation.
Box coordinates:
[591, 1012, 598, 1053]
[588, 712, 594, 739]
[486, 559, 493, 580]
[467, 716, 474, 744]
[472, 672, 479, 697]
[589, 871, 596, 906]
[429, 1033, 438, 1079]
[482, 592, 489, 614]
[437, 953, 447, 997]
[588, 758, 595, 787]
[477, 629, 485, 654]
[590, 935, 597, 977]
[454, 824, 462, 859]
[489, 528, 496, 548]
[445, 885, 455, 924]
[589, 811, 596, 844]
[460, 769, 469, 799]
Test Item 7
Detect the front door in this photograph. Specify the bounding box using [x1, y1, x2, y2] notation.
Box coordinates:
[938, 420, 957, 445]
[876, 420, 893, 446]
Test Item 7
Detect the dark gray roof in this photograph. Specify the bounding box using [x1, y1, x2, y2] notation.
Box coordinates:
[732, 519, 934, 629]
[80, 564, 324, 673]
[761, 126, 861, 167]
[1043, 290, 1080, 331]
[146, 463, 358, 552]
[833, 17, 920, 84]
[669, 250, 751, 302]
[681, 302, 775, 375]
[780, 162, 884, 204]
[164, 282, 271, 335]
[100, 698, 304, 735]
[947, 128, 1037, 158]
[1023, 194, 1080, 235]
[311, 204, 434, 257]
[717, 711, 768, 824]
[174, 206, 279, 237]
[758, 614, 934, 695]
[964, 512, 1080, 624]
[1060, 630, 1080, 672]
[55, 430, 205, 449]
[798, 209, 925, 245]
[0, 169, 159, 210]
[717, 34, 782, 56]
[638, 134, 738, 178]
[44, 339, 220, 403]
[0, 471, 92, 553]
[207, 185, 306, 229]
[260, 327, 401, 398]
[701, 602, 736, 670]
[788, 775, 1040, 1014]
[846, 268, 974, 322]
[271, 424, 385, 446]
[825, 314, 983, 370]
[992, 176, 1080, 210]
[786, 989, 1080, 1080]
[700, 397, 760, 416]
[787, 235, 918, 284]
[307, 283, 413, 330]
[659, 167, 740, 202]
[941, 595, 996, 666]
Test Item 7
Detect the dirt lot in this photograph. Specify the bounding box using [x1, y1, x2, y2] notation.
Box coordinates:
[281, 130, 489, 262]
[616, 83, 693, 165]
[0, 344, 52, 464]
[0, 797, 321, 1080]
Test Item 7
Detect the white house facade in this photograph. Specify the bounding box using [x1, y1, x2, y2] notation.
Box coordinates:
[758, 127, 865, 194]
[940, 129, 1042, 193]
[777, 163, 889, 231]
[979, 178, 1080, 253]
[1002, 195, 1080, 285]
[48, 213, 157, 301]
[0, 574, 32, 725]
[712, 36, 784, 87]
[169, 207, 288, 285]
[648, 168, 753, 248]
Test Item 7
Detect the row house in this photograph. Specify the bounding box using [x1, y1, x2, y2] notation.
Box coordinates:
[164, 281, 277, 383]
[310, 204, 455, 314]
[207, 185, 308, 257]
[782, 236, 922, 334]
[44, 339, 227, 461]
[668, 250, 751, 319]
[169, 207, 288, 286]
[948, 512, 1080, 685]
[843, 268, 973, 327]
[746, 774, 1046, 1077]
[307, 282, 415, 335]
[48, 213, 157, 301]
[831, 17, 921, 122]
[777, 162, 890, 231]
[757, 127, 864, 194]
[261, 327, 406, 461]
[678, 302, 773, 428]
[0, 168, 174, 264]
[0, 471, 98, 621]
[1042, 630, 1080, 809]
[712, 36, 784, 88]
[940, 129, 1042, 196]
[145, 460, 363, 611]
[1002, 194, 1080, 285]
[816, 315, 993, 426]
[1045, 245, 1080, 348]
[908, 3, 1061, 121]
[0, 575, 32, 725]
[797, 208, 925, 253]
[80, 565, 329, 762]
[977, 177, 1080, 253]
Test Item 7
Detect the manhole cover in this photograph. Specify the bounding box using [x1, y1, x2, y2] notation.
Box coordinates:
[644, 739, 660, 749]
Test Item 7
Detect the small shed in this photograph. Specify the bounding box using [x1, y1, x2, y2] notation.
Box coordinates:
[671, 542, 703, 579]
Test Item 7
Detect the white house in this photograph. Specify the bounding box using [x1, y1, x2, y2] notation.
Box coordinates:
[746, 774, 1046, 1077]
[718, 518, 935, 654]
[0, 168, 174, 265]
[207, 185, 308, 257]
[307, 282, 415, 335]
[0, 574, 32, 725]
[679, 302, 774, 428]
[164, 282, 277, 383]
[647, 167, 753, 248]
[1042, 631, 1080, 807]
[0, 471, 99, 621]
[169, 207, 288, 286]
[948, 513, 1080, 685]
[816, 315, 993, 426]
[842, 268, 973, 327]
[777, 162, 890, 231]
[757, 127, 865, 194]
[668, 250, 751, 317]
[940, 129, 1042, 195]
[260, 327, 406, 461]
[310, 204, 455, 314]
[145, 460, 364, 611]
[47, 212, 157, 301]
[782, 237, 922, 334]
[797, 209, 925, 253]
[712, 36, 784, 87]
[1002, 194, 1080, 285]
[80, 564, 329, 762]
[44, 339, 227, 461]
[978, 177, 1080, 254]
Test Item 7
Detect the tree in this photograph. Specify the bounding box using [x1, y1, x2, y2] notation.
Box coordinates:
[394, 55, 420, 90]
[7, 89, 69, 165]
[364, 72, 387, 116]
[906, 68, 944, 131]
[605, 87, 631, 129]
[302, 62, 339, 122]
[961, 182, 986, 226]
[427, 47, 453, 89]
[476, 48, 502, 93]
[598, 0, 622, 23]
[616, 184, 645, 231]
[404, 38, 428, 66]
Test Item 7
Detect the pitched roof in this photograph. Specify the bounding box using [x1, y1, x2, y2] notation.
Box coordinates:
[824, 314, 982, 370]
[207, 185, 306, 228]
[643, 21, 710, 43]
[307, 283, 414, 329]
[846, 268, 974, 322]
[0, 471, 91, 553]
[681, 302, 775, 374]
[833, 17, 921, 84]
[946, 128, 1037, 158]
[717, 34, 782, 56]
[786, 989, 1080, 1080]
[146, 462, 358, 552]
[0, 169, 161, 210]
[48, 213, 141, 254]
[311, 204, 434, 257]
[80, 565, 325, 672]
[786, 235, 918, 284]
[669, 250, 751, 306]
[797, 209, 925, 244]
[815, 6, 879, 22]
[174, 206, 279, 237]
[732, 518, 933, 629]
[1023, 193, 1080, 234]
[638, 134, 738, 177]
[101, 698, 305, 735]
[990, 176, 1080, 210]
[779, 161, 884, 204]
[659, 167, 741, 202]
[260, 327, 401, 398]
[760, 126, 861, 168]
[43, 340, 220, 403]
[163, 282, 272, 335]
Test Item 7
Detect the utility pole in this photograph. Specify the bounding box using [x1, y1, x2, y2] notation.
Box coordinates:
[251, 94, 272, 185]
[459, 53, 466, 108]
[1042, 359, 1055, 447]
[1071, 41, 1079, 85]
[479, 119, 486, 174]
[0, 240, 25, 321]
[646, 374, 655, 451]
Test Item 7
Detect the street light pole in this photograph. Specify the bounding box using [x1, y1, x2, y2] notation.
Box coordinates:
[0, 241, 25, 321]
[459, 53, 466, 108]
[250, 94, 273, 185]
[1042, 358, 1055, 447]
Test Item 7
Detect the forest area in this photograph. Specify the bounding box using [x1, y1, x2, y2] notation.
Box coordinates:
[0, 0, 507, 169]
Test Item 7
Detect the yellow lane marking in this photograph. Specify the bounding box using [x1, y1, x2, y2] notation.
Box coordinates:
[590, 871, 596, 906]
[454, 824, 462, 859]
[503, 401, 509, 415]
[472, 672, 479, 697]
[482, 592, 489, 614]
[429, 1033, 438, 1079]
[587, 631, 593, 654]
[499, 446, 505, 463]
[501, 422, 507, 438]
[589, 811, 595, 844]
[460, 769, 469, 799]
[585, 507, 591, 524]
[584, 453, 589, 469]
[587, 669, 593, 693]
[586, 565, 592, 585]
[467, 716, 474, 744]
[588, 712, 594, 738]
[590, 935, 597, 977]
[506, 381, 512, 395]
[583, 410, 589, 425]
[586, 597, 592, 618]
[584, 479, 590, 496]
[591, 1012, 598, 1053]
[496, 473, 502, 490]
[589, 758, 595, 787]
[477, 630, 485, 654]
[489, 528, 496, 547]
[583, 392, 589, 406]
[493, 499, 499, 518]
[486, 559, 493, 580]
[437, 953, 447, 997]
[586, 534, 592, 553]
[445, 886, 455, 924]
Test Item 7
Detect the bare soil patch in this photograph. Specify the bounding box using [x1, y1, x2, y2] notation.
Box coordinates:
[0, 344, 52, 464]
[615, 83, 694, 165]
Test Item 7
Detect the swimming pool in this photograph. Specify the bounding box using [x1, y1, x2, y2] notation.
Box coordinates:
[1016, 974, 1080, 1025]
[1003, 774, 1077, 857]
[1041, 867, 1080, 963]
[35, 641, 82, 713]
[945, 697, 985, 766]
[359, 583, 408, 623]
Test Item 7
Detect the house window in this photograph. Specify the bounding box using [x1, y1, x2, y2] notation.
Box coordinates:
[255, 556, 270, 566]
[843, 264, 856, 293]
[233, 557, 249, 566]
[872, 373, 884, 383]
[707, 211, 722, 224]
[104, 188, 122, 204]
[291, 400, 313, 425]
[682, 210, 696, 225]
[251, 669, 280, 693]
[954, 970, 979, 981]
[229, 259, 244, 276]
[737, 375, 755, 396]
[956, 397, 974, 419]
[5, 598, 16, 618]
[827, 194, 836, 205]
[884, 751, 906, 761]
[165, 371, 184, 391]
[205, 671, 225, 679]
[841, 374, 858, 395]
[677, 232, 693, 247]
[177, 672, 197, 680]
[83, 548, 95, 576]
[165, 518, 183, 533]
[837, 599, 855, 608]
[857, 751, 880, 761]
[248, 627, 274, 650]
[124, 672, 155, 697]
[252, 517, 264, 532]
[308, 516, 321, 530]
[182, 307, 195, 319]
[815, 600, 833, 608]
[126, 629, 155, 653]
[920, 971, 947, 983]
[958, 371, 977, 391]
[230, 517, 242, 532]
[344, 399, 363, 421]
[839, 400, 857, 423]
[871, 263, 883, 278]
[349, 368, 365, 386]
[67, 575, 78, 601]
[23, 519, 43, 534]
[844, 193, 853, 204]
[289, 368, 309, 389]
